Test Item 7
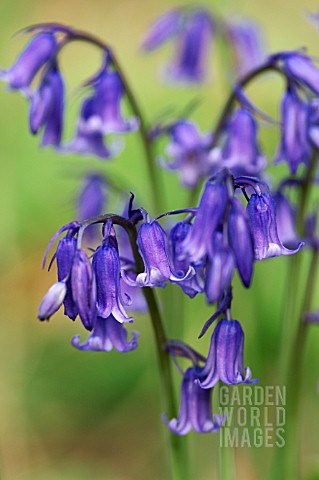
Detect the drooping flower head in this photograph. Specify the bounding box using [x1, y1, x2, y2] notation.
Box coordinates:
[197, 318, 257, 389]
[247, 191, 303, 260]
[72, 315, 139, 353]
[158, 120, 213, 187]
[0, 32, 58, 94]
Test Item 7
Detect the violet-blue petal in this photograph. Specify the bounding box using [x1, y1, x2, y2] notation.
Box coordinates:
[0, 32, 57, 92]
[56, 235, 78, 320]
[274, 191, 300, 248]
[29, 63, 64, 147]
[38, 281, 66, 320]
[141, 8, 182, 51]
[204, 232, 235, 304]
[77, 174, 107, 239]
[71, 249, 96, 330]
[164, 367, 224, 435]
[228, 197, 254, 287]
[197, 319, 257, 389]
[93, 243, 133, 323]
[218, 108, 265, 177]
[247, 192, 303, 260]
[169, 221, 204, 298]
[72, 315, 139, 353]
[275, 86, 310, 174]
[281, 52, 319, 95]
[181, 181, 227, 264]
[167, 10, 214, 83]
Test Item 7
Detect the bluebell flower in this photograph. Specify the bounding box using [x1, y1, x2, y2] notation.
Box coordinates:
[164, 367, 224, 435]
[38, 281, 66, 320]
[123, 217, 194, 288]
[29, 62, 64, 147]
[72, 315, 139, 352]
[63, 97, 120, 159]
[228, 197, 254, 287]
[77, 174, 107, 242]
[85, 70, 139, 134]
[168, 10, 214, 83]
[247, 192, 303, 260]
[197, 318, 256, 389]
[141, 8, 182, 51]
[213, 108, 265, 177]
[142, 8, 214, 83]
[274, 51, 319, 96]
[71, 249, 97, 330]
[56, 234, 78, 320]
[225, 17, 265, 78]
[205, 232, 235, 304]
[159, 120, 213, 187]
[92, 235, 133, 323]
[274, 191, 300, 248]
[275, 85, 311, 174]
[0, 32, 57, 94]
[181, 180, 227, 264]
[169, 221, 204, 298]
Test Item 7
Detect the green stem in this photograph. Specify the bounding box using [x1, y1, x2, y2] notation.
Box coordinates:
[218, 386, 235, 480]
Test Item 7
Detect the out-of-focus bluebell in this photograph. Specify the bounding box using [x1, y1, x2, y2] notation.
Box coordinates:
[205, 232, 234, 304]
[247, 191, 303, 260]
[275, 85, 311, 174]
[0, 32, 57, 95]
[211, 108, 265, 177]
[169, 221, 204, 298]
[274, 191, 300, 248]
[142, 8, 214, 83]
[29, 62, 64, 147]
[272, 51, 319, 96]
[77, 173, 107, 242]
[228, 197, 254, 287]
[164, 367, 224, 435]
[38, 281, 67, 320]
[158, 120, 213, 187]
[72, 315, 139, 352]
[197, 318, 256, 388]
[225, 17, 265, 78]
[71, 248, 97, 330]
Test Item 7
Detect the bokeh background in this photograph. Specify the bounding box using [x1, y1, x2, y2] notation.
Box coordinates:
[1, 0, 319, 478]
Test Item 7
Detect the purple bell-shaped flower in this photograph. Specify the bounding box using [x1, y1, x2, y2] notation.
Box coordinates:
[72, 315, 139, 353]
[38, 281, 67, 321]
[71, 249, 97, 330]
[56, 234, 78, 320]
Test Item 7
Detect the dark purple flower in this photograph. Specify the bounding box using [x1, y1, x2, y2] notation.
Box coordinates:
[214, 108, 265, 177]
[181, 181, 227, 264]
[275, 85, 311, 174]
[247, 192, 303, 260]
[205, 232, 235, 304]
[225, 18, 265, 78]
[159, 120, 213, 187]
[141, 8, 182, 51]
[38, 281, 66, 320]
[164, 367, 224, 435]
[92, 239, 133, 323]
[29, 62, 64, 146]
[168, 10, 214, 83]
[228, 197, 254, 287]
[124, 219, 194, 288]
[169, 221, 204, 298]
[56, 234, 78, 320]
[71, 249, 96, 330]
[197, 318, 256, 389]
[0, 32, 57, 94]
[72, 315, 139, 352]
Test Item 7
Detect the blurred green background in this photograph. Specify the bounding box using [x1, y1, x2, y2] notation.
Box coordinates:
[1, 0, 319, 479]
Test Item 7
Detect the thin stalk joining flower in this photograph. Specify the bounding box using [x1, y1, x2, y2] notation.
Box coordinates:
[79, 213, 188, 480]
